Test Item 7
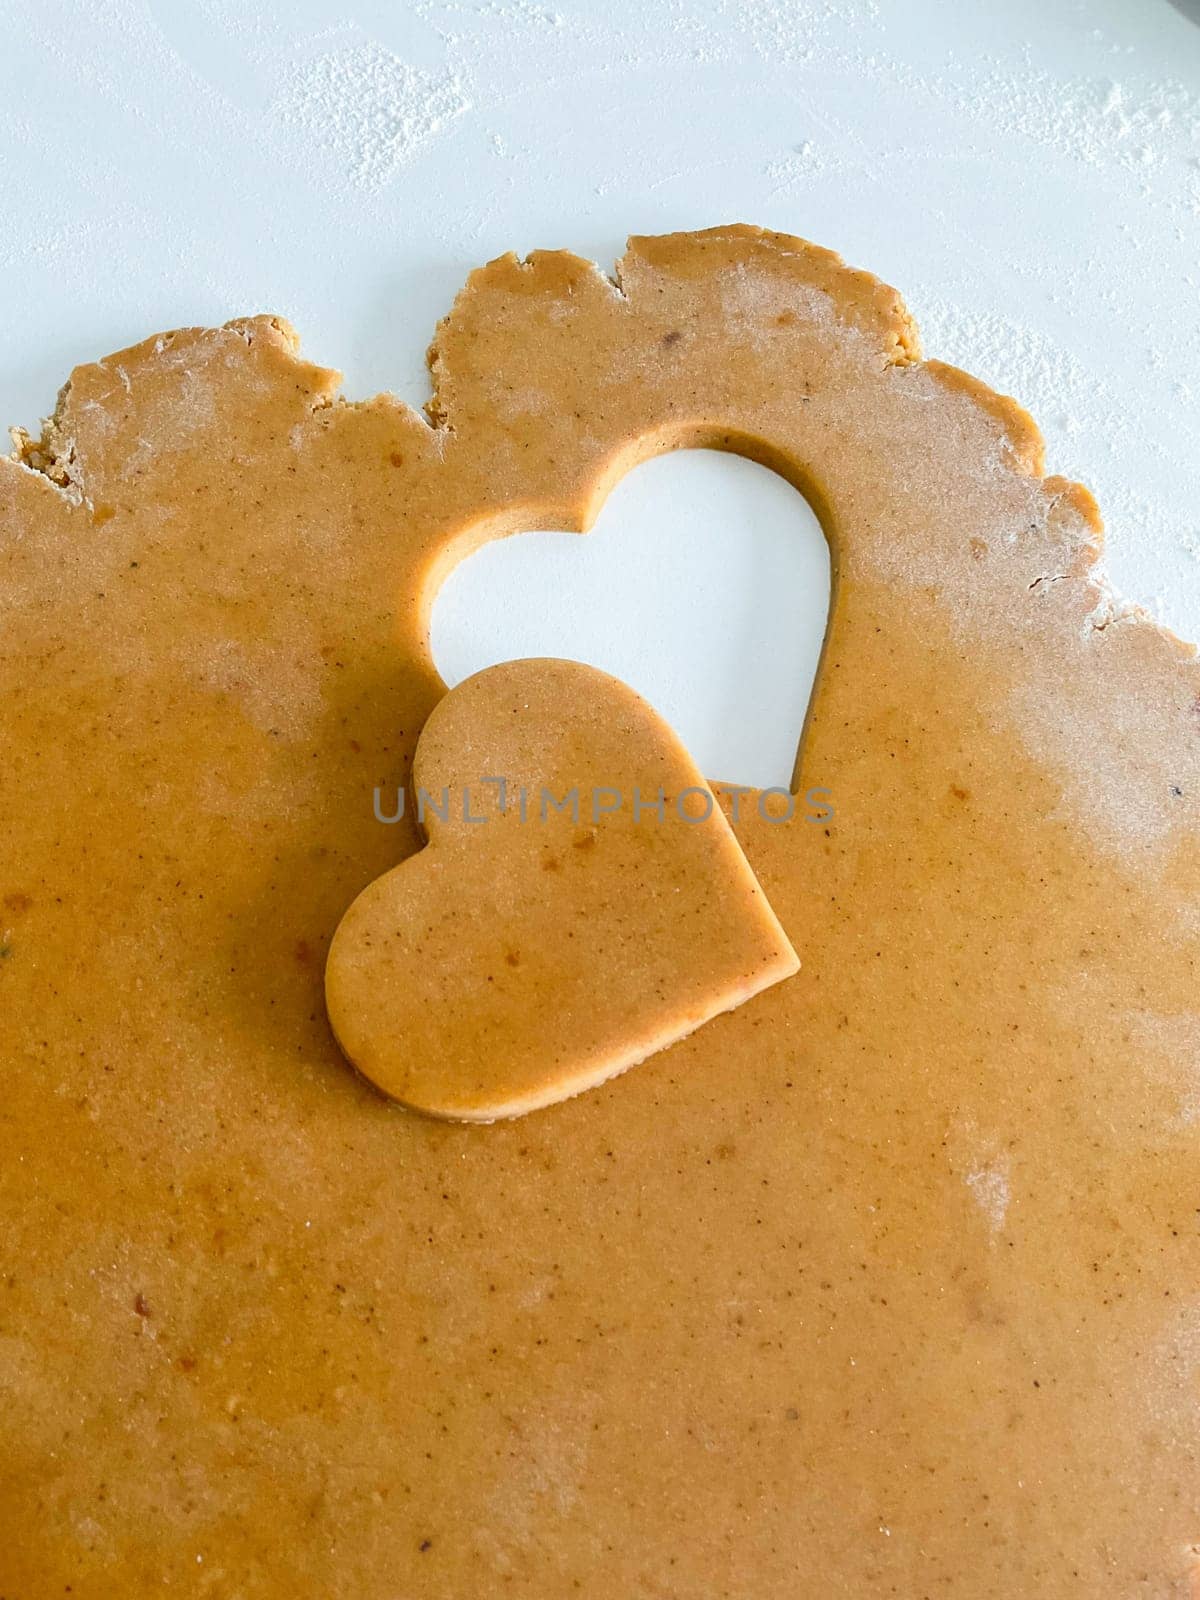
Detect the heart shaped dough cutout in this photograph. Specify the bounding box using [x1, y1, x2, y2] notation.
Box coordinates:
[325, 657, 799, 1120]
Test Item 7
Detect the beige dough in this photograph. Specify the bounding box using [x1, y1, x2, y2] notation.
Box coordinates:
[1, 226, 1199, 1597]
[325, 656, 797, 1120]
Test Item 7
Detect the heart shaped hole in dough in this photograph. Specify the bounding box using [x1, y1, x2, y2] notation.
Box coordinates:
[430, 447, 830, 791]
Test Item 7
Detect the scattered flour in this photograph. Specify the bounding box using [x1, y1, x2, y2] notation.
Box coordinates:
[1125, 1010, 1200, 1129]
[1141, 1297, 1200, 1447]
[964, 1155, 1011, 1236]
[272, 42, 472, 193]
[765, 141, 823, 193]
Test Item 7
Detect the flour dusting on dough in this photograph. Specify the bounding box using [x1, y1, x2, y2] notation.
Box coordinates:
[480, 1394, 592, 1547]
[1126, 1010, 1200, 1129]
[964, 1156, 1011, 1235]
[186, 636, 324, 745]
[843, 347, 1200, 864]
[1011, 636, 1200, 857]
[1141, 1299, 1200, 1448]
[719, 263, 829, 341]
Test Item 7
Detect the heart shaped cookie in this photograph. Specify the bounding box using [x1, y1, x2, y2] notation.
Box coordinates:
[324, 657, 799, 1120]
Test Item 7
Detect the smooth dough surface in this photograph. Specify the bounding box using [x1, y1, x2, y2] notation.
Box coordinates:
[325, 656, 798, 1120]
[1, 226, 1199, 1597]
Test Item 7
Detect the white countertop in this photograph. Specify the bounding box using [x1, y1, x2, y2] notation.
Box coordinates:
[3, 0, 1197, 782]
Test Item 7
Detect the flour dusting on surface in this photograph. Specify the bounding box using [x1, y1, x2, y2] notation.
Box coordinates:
[273, 43, 472, 192]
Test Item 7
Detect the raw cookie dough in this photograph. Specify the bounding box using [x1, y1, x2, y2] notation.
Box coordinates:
[1, 227, 1198, 1598]
[325, 656, 798, 1120]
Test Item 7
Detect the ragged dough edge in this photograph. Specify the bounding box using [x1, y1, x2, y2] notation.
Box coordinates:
[621, 223, 923, 366]
[423, 223, 921, 435]
[920, 359, 1196, 671]
[3, 227, 1195, 677]
[3, 315, 344, 520]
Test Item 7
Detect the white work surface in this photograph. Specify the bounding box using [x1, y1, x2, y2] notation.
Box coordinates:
[2, 0, 1198, 786]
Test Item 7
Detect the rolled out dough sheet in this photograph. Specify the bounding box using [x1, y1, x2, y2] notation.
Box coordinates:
[1, 226, 1198, 1596]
